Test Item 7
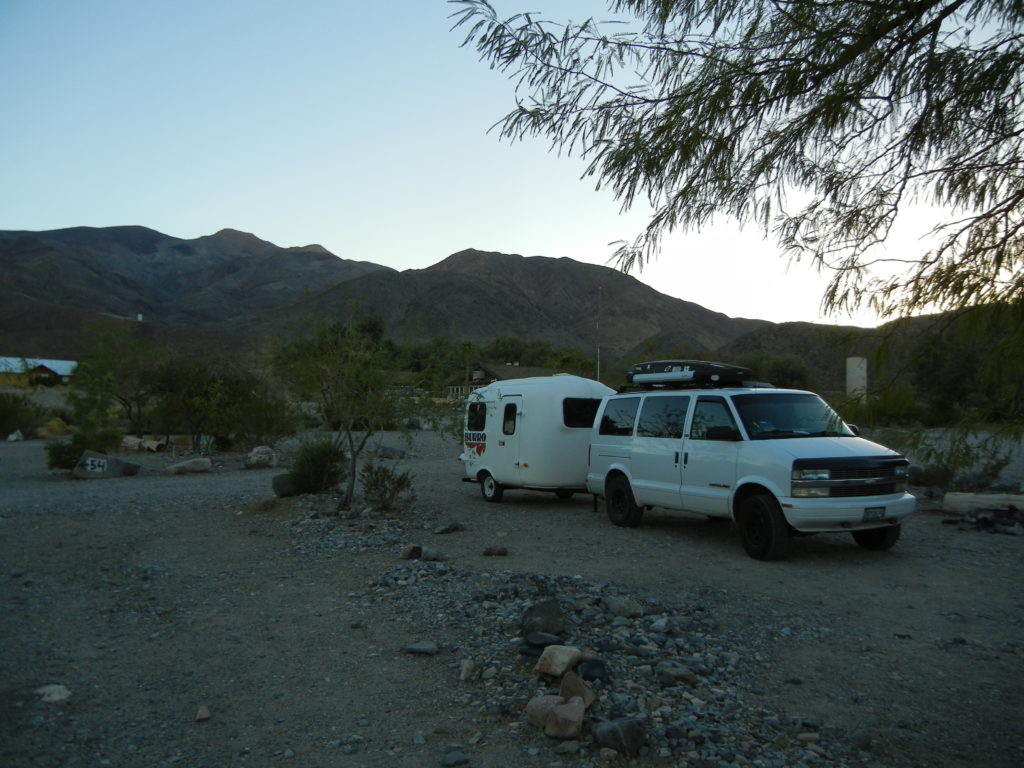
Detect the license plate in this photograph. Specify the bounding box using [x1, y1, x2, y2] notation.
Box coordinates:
[862, 506, 885, 522]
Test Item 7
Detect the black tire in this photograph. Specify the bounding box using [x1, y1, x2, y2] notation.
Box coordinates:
[555, 489, 574, 500]
[480, 471, 504, 503]
[737, 493, 790, 560]
[852, 524, 901, 550]
[606, 475, 643, 527]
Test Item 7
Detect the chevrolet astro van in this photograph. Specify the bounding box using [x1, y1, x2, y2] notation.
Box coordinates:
[586, 361, 917, 560]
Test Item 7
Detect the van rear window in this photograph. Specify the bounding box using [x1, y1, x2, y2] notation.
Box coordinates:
[563, 397, 602, 428]
[637, 395, 690, 439]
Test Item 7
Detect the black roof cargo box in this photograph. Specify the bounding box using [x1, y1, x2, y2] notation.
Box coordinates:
[625, 360, 753, 387]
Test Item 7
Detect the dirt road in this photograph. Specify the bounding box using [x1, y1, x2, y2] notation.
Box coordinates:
[1, 432, 1021, 767]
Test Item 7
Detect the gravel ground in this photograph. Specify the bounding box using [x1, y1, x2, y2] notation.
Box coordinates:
[1, 430, 1022, 768]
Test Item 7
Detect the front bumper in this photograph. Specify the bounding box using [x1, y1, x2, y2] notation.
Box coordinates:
[780, 492, 917, 532]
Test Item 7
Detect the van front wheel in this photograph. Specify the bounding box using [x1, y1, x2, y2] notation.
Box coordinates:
[480, 472, 504, 503]
[737, 494, 790, 560]
[606, 476, 643, 527]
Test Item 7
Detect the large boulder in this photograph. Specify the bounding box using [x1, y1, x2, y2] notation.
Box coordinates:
[521, 598, 565, 636]
[272, 473, 297, 498]
[71, 451, 140, 479]
[245, 445, 277, 469]
[591, 718, 646, 757]
[164, 458, 212, 475]
[544, 696, 585, 739]
[535, 645, 582, 678]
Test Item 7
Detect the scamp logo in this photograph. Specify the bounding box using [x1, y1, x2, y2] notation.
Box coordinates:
[464, 431, 486, 456]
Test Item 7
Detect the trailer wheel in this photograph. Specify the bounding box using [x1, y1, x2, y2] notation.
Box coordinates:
[852, 524, 901, 550]
[479, 471, 504, 503]
[737, 493, 790, 560]
[606, 475, 643, 527]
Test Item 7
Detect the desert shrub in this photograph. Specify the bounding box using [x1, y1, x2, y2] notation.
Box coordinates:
[837, 381, 927, 428]
[288, 437, 346, 494]
[230, 390, 299, 449]
[0, 392, 45, 438]
[359, 462, 416, 511]
[45, 428, 122, 470]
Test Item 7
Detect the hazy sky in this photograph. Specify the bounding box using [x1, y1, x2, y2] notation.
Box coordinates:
[1, 0, 906, 326]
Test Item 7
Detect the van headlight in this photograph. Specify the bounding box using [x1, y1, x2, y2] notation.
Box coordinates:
[792, 467, 830, 497]
[792, 468, 830, 481]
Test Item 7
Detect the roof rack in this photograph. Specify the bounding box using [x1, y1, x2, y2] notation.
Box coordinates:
[624, 360, 754, 387]
[616, 380, 773, 393]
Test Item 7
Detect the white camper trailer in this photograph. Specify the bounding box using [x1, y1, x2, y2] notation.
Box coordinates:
[460, 374, 614, 502]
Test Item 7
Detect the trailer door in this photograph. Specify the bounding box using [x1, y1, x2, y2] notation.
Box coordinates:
[489, 395, 523, 487]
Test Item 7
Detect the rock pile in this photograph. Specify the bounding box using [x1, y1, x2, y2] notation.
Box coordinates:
[357, 561, 869, 766]
[283, 504, 879, 765]
[943, 506, 1024, 535]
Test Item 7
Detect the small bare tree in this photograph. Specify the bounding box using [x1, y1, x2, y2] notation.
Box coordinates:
[274, 319, 407, 508]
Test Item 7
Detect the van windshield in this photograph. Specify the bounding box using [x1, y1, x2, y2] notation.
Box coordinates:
[731, 393, 854, 439]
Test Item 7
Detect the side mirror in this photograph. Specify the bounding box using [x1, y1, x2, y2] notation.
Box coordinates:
[847, 424, 861, 436]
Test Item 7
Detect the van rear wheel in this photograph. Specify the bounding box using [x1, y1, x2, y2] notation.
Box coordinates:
[737, 494, 790, 560]
[606, 475, 643, 527]
[480, 471, 504, 503]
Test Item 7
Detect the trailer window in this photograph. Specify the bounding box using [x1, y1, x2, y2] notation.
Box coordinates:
[599, 397, 640, 436]
[467, 402, 486, 431]
[563, 397, 602, 428]
[637, 395, 690, 439]
[502, 403, 517, 435]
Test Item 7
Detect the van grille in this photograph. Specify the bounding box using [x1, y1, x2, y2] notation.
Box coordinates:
[829, 483, 900, 497]
[792, 456, 909, 498]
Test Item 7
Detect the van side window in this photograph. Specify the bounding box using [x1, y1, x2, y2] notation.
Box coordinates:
[637, 395, 690, 439]
[502, 403, 517, 435]
[467, 402, 486, 431]
[563, 397, 602, 428]
[599, 397, 640, 436]
[690, 397, 739, 441]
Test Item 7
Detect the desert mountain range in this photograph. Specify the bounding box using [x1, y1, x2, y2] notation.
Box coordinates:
[0, 225, 878, 387]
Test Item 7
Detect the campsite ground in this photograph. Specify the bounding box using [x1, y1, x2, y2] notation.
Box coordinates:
[1, 430, 1022, 767]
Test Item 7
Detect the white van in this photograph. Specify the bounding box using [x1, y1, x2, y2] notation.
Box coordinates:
[586, 361, 916, 559]
[461, 374, 614, 501]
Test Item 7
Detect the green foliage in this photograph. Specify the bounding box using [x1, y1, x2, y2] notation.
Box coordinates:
[288, 437, 347, 495]
[149, 353, 295, 450]
[61, 334, 127, 465]
[905, 307, 1024, 425]
[736, 353, 812, 390]
[401, 337, 477, 396]
[44, 429, 122, 470]
[75, 322, 167, 435]
[359, 461, 416, 511]
[230, 378, 299, 449]
[837, 382, 926, 429]
[453, 0, 1024, 325]
[273, 318, 410, 507]
[483, 336, 554, 367]
[0, 392, 45, 437]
